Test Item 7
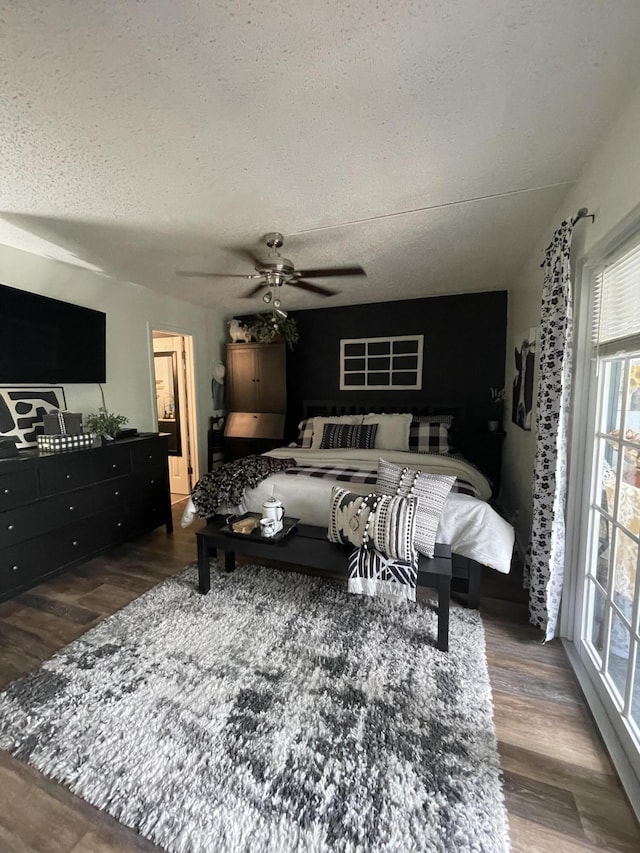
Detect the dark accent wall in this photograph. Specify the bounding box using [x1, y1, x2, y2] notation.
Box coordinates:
[282, 291, 507, 438]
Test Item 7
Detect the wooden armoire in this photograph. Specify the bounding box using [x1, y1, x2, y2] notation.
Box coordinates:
[223, 342, 287, 460]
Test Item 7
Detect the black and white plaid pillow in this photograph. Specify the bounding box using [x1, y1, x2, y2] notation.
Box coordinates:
[320, 422, 378, 450]
[409, 416, 454, 454]
[296, 418, 315, 448]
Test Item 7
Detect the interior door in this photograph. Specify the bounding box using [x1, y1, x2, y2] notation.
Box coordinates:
[153, 335, 191, 495]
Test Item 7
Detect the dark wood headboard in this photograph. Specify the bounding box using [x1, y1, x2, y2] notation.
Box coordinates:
[301, 399, 503, 494]
[302, 399, 468, 424]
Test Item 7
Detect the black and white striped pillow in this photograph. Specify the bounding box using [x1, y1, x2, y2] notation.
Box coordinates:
[375, 457, 455, 558]
[320, 422, 378, 450]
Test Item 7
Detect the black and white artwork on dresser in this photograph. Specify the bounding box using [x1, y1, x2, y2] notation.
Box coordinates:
[0, 387, 66, 448]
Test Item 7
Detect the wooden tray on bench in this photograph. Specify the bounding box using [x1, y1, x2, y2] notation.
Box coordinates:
[221, 512, 300, 544]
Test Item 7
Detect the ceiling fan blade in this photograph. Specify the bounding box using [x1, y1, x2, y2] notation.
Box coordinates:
[243, 282, 267, 298]
[296, 266, 366, 278]
[223, 246, 263, 267]
[289, 279, 338, 297]
[176, 271, 262, 279]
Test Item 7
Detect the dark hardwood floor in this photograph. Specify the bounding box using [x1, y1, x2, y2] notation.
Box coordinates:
[0, 501, 638, 852]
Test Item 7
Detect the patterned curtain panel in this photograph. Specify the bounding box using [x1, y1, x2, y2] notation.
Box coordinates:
[524, 221, 574, 640]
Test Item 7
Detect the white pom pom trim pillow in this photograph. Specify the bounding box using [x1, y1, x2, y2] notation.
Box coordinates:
[375, 458, 455, 558]
[328, 486, 418, 565]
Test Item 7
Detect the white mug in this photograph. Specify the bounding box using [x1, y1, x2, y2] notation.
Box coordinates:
[260, 517, 277, 538]
[262, 497, 285, 531]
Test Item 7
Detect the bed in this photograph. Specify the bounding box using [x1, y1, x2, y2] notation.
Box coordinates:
[185, 401, 515, 591]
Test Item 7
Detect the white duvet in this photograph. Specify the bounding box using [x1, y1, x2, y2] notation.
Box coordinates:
[215, 447, 514, 574]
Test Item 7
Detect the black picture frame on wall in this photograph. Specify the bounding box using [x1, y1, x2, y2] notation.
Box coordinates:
[512, 328, 537, 431]
[0, 386, 67, 449]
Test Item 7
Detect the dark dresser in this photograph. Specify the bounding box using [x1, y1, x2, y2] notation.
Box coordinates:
[0, 434, 172, 602]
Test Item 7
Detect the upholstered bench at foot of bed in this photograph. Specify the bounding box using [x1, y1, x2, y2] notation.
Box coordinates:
[196, 517, 452, 652]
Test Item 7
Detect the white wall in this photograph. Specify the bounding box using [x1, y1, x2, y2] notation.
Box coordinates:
[0, 243, 226, 476]
[501, 79, 640, 552]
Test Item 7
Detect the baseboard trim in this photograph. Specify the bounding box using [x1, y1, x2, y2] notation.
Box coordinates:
[563, 639, 640, 823]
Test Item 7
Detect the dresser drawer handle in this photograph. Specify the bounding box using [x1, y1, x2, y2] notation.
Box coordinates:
[3, 488, 9, 495]
[114, 490, 120, 497]
[11, 565, 18, 571]
[112, 463, 118, 469]
[7, 524, 14, 531]
[117, 522, 122, 528]
[66, 474, 72, 480]
[150, 479, 155, 485]
[72, 540, 78, 547]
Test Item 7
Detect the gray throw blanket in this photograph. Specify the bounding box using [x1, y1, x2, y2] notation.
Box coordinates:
[191, 455, 296, 518]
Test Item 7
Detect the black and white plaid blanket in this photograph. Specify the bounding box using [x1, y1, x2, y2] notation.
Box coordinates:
[284, 464, 378, 484]
[284, 464, 478, 497]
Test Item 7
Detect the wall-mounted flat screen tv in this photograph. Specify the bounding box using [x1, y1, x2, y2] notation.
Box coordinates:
[0, 284, 106, 384]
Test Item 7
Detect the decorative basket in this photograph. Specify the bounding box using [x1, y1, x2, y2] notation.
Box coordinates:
[37, 433, 95, 452]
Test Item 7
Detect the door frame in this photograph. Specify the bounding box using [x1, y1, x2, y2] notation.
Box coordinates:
[147, 323, 200, 492]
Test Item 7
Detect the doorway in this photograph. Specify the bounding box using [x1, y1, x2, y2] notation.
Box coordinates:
[152, 330, 199, 501]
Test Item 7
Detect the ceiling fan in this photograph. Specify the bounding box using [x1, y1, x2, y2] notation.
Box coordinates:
[176, 232, 366, 305]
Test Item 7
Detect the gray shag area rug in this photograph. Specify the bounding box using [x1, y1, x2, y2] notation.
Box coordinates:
[0, 564, 510, 853]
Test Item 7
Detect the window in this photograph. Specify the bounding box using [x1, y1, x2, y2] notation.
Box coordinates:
[340, 335, 423, 390]
[576, 228, 640, 785]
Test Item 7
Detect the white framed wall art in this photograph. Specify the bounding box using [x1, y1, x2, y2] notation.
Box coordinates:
[340, 335, 424, 390]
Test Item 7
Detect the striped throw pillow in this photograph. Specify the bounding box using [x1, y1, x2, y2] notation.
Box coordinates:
[375, 457, 455, 558]
[320, 422, 378, 450]
[328, 487, 418, 566]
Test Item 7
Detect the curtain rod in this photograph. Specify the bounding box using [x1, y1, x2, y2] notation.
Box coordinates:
[572, 207, 595, 226]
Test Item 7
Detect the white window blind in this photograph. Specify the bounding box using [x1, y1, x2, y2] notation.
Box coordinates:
[592, 236, 640, 356]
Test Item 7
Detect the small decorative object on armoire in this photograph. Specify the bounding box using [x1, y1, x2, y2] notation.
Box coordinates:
[228, 318, 252, 343]
[246, 313, 299, 350]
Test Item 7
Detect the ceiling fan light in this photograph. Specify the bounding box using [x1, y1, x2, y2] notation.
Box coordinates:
[263, 290, 273, 303]
[275, 306, 288, 320]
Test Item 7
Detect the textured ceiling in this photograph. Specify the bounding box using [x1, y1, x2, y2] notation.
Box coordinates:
[2, 0, 640, 313]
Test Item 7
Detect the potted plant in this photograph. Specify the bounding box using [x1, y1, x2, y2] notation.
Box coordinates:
[246, 313, 299, 350]
[488, 387, 506, 432]
[85, 409, 129, 443]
